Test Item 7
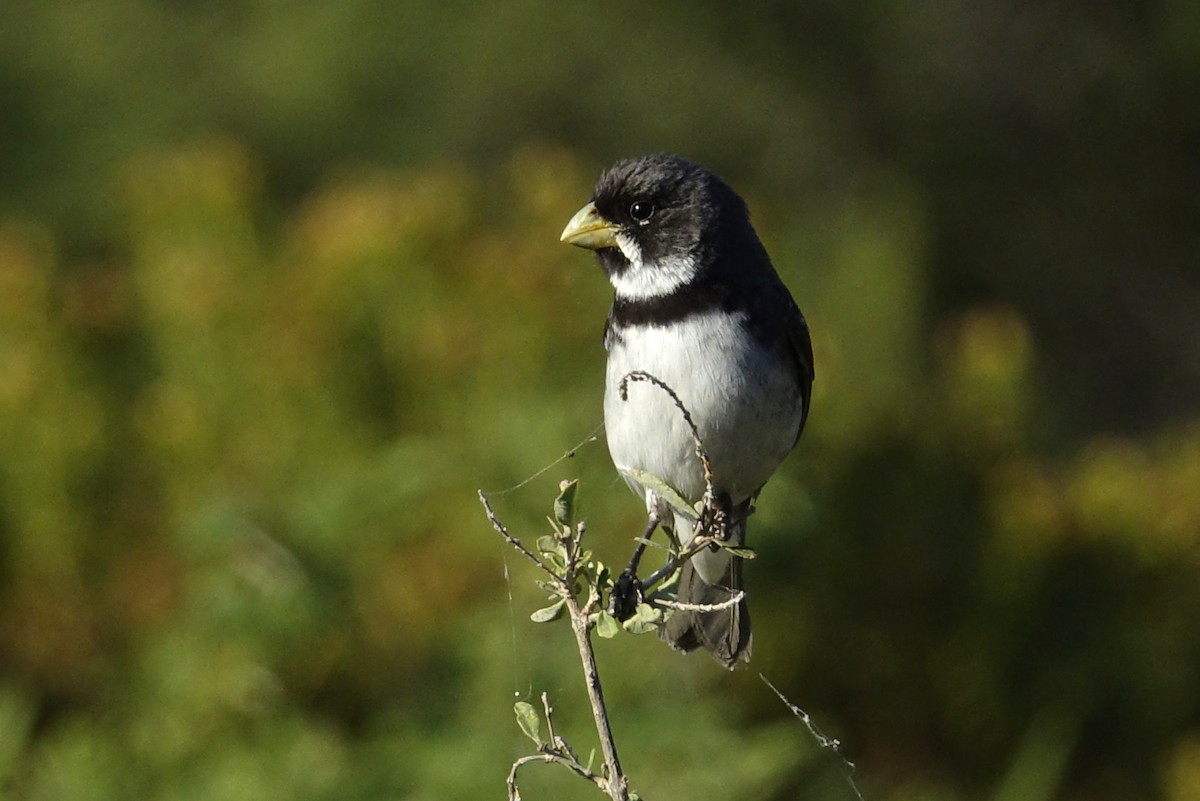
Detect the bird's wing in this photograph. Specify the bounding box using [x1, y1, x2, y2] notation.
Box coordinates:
[788, 306, 815, 441]
[765, 273, 815, 444]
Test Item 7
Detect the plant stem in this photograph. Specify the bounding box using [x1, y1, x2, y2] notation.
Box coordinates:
[563, 591, 629, 801]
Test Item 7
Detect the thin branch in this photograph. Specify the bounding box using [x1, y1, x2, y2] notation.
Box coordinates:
[619, 370, 716, 503]
[563, 570, 630, 801]
[760, 673, 866, 801]
[540, 692, 570, 756]
[479, 489, 556, 576]
[639, 528, 727, 592]
[618, 370, 739, 595]
[507, 753, 606, 801]
[503, 693, 616, 801]
[656, 590, 745, 613]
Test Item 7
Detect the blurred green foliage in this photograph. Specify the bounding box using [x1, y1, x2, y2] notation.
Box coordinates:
[1, 2, 1198, 800]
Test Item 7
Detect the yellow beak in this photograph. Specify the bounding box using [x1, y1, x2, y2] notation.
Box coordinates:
[560, 202, 620, 250]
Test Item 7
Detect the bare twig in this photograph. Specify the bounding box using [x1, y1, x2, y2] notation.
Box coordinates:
[619, 370, 716, 505]
[639, 529, 724, 592]
[504, 693, 613, 801]
[617, 370, 739, 596]
[479, 489, 556, 576]
[565, 587, 628, 800]
[540, 693, 568, 755]
[760, 673, 866, 801]
[656, 590, 745, 613]
[507, 753, 605, 801]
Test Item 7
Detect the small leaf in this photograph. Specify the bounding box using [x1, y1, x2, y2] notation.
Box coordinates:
[553, 479, 579, 527]
[622, 603, 663, 635]
[636, 603, 662, 623]
[720, 544, 757, 559]
[589, 561, 611, 588]
[619, 469, 698, 521]
[544, 549, 566, 573]
[647, 568, 681, 595]
[530, 599, 566, 623]
[536, 535, 557, 555]
[595, 610, 621, 639]
[514, 701, 542, 744]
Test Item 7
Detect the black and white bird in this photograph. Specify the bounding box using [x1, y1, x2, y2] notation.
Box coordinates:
[560, 153, 814, 668]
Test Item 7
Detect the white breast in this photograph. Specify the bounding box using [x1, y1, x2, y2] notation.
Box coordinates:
[603, 310, 803, 525]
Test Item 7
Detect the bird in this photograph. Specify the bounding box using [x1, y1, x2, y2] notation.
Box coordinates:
[560, 153, 813, 668]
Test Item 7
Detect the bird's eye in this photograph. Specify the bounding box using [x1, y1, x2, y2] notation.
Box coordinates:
[629, 200, 655, 223]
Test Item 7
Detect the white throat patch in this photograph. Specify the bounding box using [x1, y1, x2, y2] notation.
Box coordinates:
[609, 231, 698, 299]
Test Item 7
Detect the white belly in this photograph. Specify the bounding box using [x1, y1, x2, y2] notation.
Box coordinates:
[603, 311, 803, 521]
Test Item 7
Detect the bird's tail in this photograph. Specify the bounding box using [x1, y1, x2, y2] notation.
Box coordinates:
[659, 546, 751, 669]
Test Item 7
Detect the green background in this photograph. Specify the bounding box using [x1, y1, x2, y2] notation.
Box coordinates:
[1, 2, 1198, 799]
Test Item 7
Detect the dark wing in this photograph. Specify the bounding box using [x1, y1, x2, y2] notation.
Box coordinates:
[739, 253, 814, 446]
[786, 295, 815, 442]
[715, 203, 814, 444]
[770, 275, 814, 444]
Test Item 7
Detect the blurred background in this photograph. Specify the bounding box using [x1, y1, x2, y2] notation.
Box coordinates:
[1, 2, 1198, 799]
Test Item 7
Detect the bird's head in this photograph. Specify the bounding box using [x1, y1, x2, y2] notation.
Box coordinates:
[560, 154, 751, 300]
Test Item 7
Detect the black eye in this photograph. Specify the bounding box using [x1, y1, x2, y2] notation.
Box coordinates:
[629, 200, 655, 223]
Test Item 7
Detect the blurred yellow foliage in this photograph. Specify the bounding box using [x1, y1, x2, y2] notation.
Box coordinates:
[938, 307, 1033, 452]
[1163, 733, 1200, 801]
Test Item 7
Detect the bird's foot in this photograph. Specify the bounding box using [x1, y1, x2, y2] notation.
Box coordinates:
[609, 569, 644, 622]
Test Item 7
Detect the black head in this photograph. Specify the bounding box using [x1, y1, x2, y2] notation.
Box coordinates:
[561, 154, 760, 298]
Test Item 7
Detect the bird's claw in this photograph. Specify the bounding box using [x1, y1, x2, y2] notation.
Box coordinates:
[610, 569, 644, 621]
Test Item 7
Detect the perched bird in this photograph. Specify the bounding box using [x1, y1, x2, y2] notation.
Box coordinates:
[560, 154, 813, 668]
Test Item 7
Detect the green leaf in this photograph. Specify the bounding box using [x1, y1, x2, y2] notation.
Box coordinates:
[622, 603, 663, 635]
[595, 610, 621, 639]
[536, 534, 557, 555]
[636, 603, 662, 623]
[588, 561, 611, 588]
[544, 549, 566, 573]
[720, 544, 757, 559]
[514, 701, 542, 744]
[530, 599, 566, 623]
[619, 468, 698, 521]
[647, 568, 681, 596]
[553, 479, 580, 527]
